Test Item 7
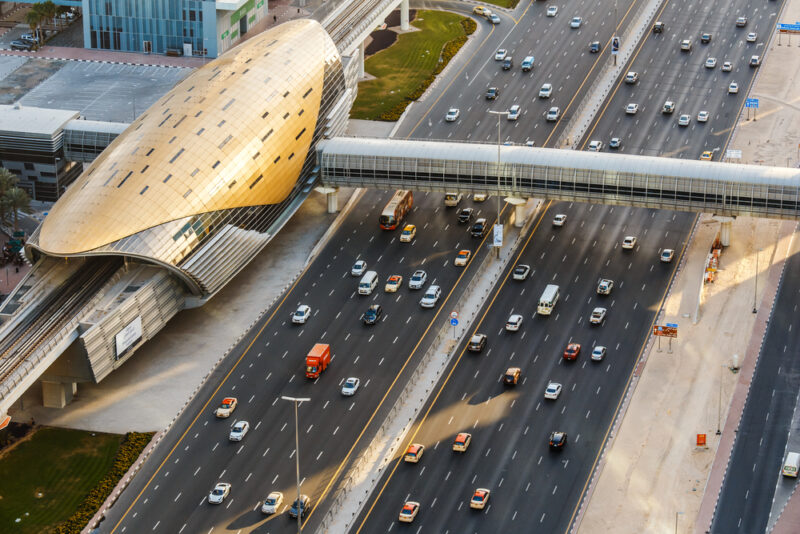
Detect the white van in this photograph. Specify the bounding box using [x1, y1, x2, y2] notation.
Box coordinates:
[358, 271, 378, 295]
[537, 284, 560, 315]
[782, 452, 800, 477]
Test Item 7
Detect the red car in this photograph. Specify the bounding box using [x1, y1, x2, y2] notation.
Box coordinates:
[563, 343, 581, 361]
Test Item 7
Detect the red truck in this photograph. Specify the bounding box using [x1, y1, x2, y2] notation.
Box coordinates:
[306, 343, 330, 379]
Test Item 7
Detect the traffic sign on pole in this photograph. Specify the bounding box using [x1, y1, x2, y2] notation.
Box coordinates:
[450, 311, 458, 320]
[745, 98, 759, 108]
[450, 318, 458, 326]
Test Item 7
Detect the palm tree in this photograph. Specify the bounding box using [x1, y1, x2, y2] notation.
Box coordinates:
[24, 8, 42, 44]
[0, 169, 18, 225]
[39, 1, 58, 31]
[4, 188, 31, 232]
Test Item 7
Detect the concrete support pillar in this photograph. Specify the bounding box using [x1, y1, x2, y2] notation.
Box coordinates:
[400, 0, 410, 31]
[720, 220, 732, 247]
[42, 380, 76, 408]
[358, 41, 365, 78]
[505, 197, 527, 228]
[315, 186, 339, 213]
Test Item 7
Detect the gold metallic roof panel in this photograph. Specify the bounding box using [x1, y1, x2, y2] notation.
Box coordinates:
[38, 19, 334, 255]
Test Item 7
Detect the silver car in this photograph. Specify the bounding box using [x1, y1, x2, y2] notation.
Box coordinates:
[420, 285, 441, 308]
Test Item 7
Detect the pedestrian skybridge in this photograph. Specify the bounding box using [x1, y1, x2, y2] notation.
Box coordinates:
[318, 137, 800, 220]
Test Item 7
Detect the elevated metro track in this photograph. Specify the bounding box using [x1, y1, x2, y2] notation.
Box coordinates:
[318, 137, 800, 220]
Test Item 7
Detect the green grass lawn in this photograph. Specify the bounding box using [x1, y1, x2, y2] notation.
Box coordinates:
[0, 427, 122, 534]
[482, 0, 520, 9]
[351, 10, 470, 120]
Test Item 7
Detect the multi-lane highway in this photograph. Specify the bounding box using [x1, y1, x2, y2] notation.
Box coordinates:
[353, 202, 695, 532]
[102, 0, 789, 531]
[103, 190, 505, 533]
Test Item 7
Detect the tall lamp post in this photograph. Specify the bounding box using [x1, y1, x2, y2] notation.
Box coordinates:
[487, 110, 509, 258]
[753, 248, 761, 313]
[282, 395, 310, 533]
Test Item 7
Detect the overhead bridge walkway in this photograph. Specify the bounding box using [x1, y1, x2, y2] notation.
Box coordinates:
[318, 137, 800, 221]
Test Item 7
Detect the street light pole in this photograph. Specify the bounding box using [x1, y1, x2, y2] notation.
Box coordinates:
[753, 248, 761, 313]
[717, 363, 724, 435]
[282, 395, 310, 534]
[487, 110, 509, 258]
[675, 511, 684, 534]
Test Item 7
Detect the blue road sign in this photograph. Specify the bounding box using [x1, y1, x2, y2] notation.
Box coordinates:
[666, 323, 678, 328]
[450, 318, 458, 326]
[777, 23, 800, 31]
[745, 98, 759, 108]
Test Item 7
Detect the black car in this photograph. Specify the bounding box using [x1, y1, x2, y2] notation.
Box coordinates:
[363, 304, 383, 325]
[289, 494, 311, 518]
[457, 207, 474, 223]
[589, 41, 601, 53]
[471, 218, 488, 238]
[502, 57, 513, 70]
[467, 333, 487, 352]
[485, 87, 500, 100]
[549, 431, 568, 450]
[10, 40, 34, 51]
[652, 21, 665, 33]
[701, 33, 712, 43]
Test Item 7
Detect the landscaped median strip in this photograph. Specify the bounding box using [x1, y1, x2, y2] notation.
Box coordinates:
[351, 11, 476, 121]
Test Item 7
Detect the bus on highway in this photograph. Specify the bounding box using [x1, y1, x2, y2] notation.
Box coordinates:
[379, 190, 413, 230]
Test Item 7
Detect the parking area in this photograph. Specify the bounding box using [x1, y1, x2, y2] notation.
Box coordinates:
[17, 61, 191, 122]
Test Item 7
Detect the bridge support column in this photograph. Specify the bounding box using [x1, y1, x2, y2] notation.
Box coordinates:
[715, 216, 735, 247]
[42, 380, 76, 408]
[505, 197, 527, 228]
[400, 0, 410, 31]
[358, 41, 365, 78]
[315, 186, 339, 213]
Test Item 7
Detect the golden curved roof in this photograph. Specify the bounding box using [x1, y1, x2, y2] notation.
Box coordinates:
[38, 19, 336, 255]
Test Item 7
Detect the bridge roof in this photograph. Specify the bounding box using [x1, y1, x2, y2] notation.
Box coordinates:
[319, 137, 800, 187]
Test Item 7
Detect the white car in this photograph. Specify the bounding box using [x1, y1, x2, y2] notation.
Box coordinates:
[208, 482, 231, 504]
[489, 13, 501, 24]
[473, 193, 487, 202]
[588, 140, 603, 152]
[596, 278, 614, 295]
[445, 108, 460, 122]
[546, 107, 561, 121]
[625, 103, 639, 115]
[553, 214, 567, 226]
[351, 260, 367, 276]
[746, 32, 757, 43]
[544, 382, 562, 400]
[705, 57, 717, 68]
[513, 264, 531, 280]
[341, 377, 360, 396]
[591, 346, 607, 361]
[661, 248, 675, 262]
[622, 236, 637, 249]
[409, 269, 427, 289]
[229, 420, 249, 441]
[495, 49, 507, 60]
[589, 307, 607, 325]
[261, 491, 284, 514]
[728, 82, 739, 94]
[507, 104, 521, 120]
[680, 39, 692, 51]
[570, 16, 582, 28]
[546, 6, 558, 16]
[678, 114, 691, 126]
[722, 61, 732, 72]
[505, 314, 523, 331]
[539, 83, 553, 98]
[292, 304, 311, 324]
[697, 110, 710, 122]
[420, 285, 441, 308]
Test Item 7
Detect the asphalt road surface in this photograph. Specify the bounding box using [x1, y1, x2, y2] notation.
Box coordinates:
[102, 189, 504, 534]
[352, 201, 696, 533]
[711, 232, 800, 533]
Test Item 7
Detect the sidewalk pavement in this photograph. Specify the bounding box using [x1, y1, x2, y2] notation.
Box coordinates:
[577, 0, 800, 531]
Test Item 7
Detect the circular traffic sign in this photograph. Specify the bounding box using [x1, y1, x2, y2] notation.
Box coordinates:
[450, 311, 458, 319]
[450, 318, 459, 326]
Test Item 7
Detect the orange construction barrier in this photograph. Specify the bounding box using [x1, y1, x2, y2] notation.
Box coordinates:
[697, 433, 707, 447]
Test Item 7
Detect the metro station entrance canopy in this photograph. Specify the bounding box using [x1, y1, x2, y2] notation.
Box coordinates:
[318, 137, 800, 220]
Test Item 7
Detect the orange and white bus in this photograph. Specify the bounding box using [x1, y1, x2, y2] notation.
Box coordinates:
[379, 190, 413, 230]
